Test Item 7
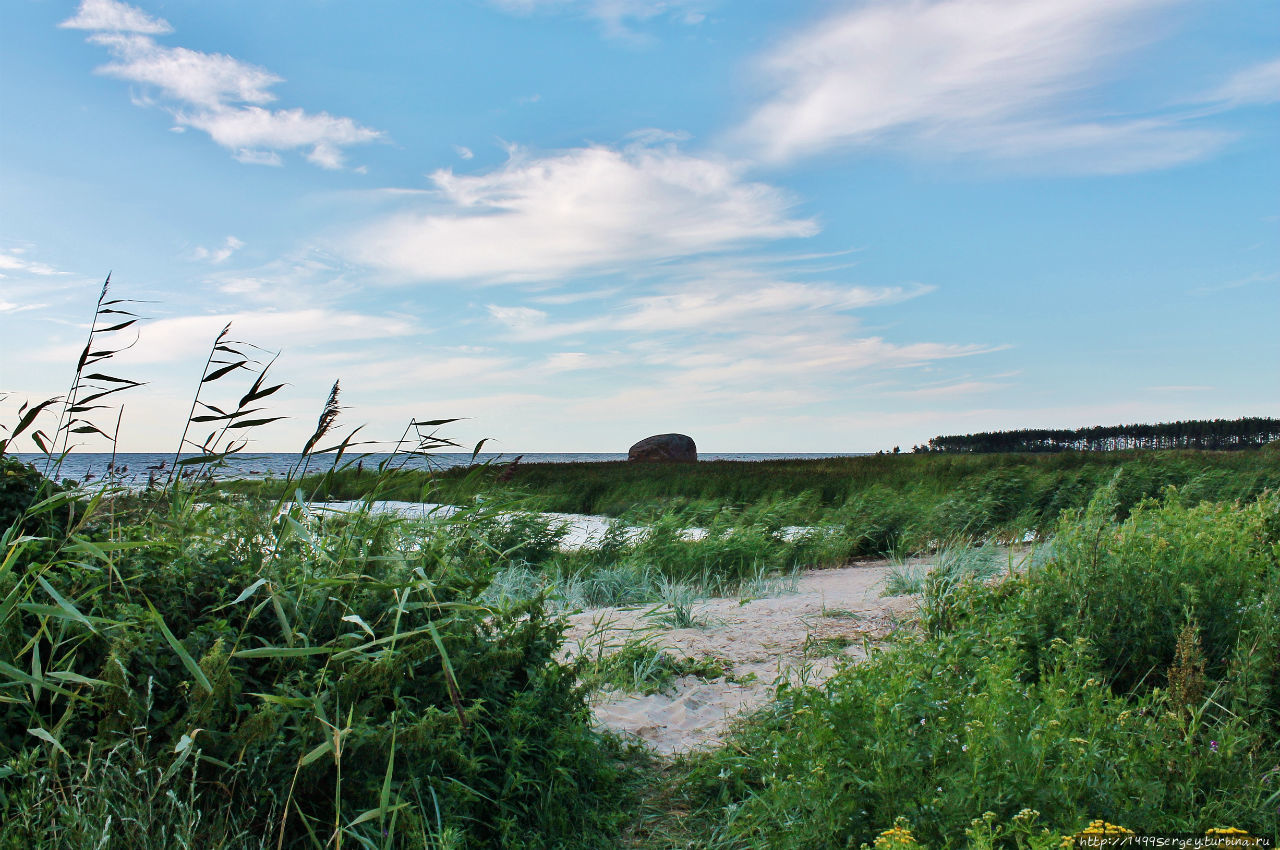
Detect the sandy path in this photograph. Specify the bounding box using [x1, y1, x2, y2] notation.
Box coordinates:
[563, 560, 923, 754]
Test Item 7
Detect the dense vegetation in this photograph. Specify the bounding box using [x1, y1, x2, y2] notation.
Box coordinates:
[658, 486, 1280, 846]
[7, 448, 1279, 847]
[232, 448, 1280, 557]
[0, 470, 633, 849]
[4, 284, 1275, 846]
[918, 416, 1280, 453]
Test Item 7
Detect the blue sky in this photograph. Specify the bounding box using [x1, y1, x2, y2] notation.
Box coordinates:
[2, 0, 1277, 453]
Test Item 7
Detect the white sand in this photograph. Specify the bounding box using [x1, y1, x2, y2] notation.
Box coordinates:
[564, 560, 922, 754]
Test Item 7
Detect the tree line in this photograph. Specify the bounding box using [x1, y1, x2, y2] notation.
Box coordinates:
[915, 417, 1280, 453]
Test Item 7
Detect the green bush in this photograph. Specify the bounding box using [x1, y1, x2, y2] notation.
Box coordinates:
[0, 456, 67, 540]
[1017, 481, 1280, 695]
[1, 493, 628, 849]
[672, 490, 1280, 847]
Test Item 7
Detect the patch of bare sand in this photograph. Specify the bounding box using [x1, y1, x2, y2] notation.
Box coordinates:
[563, 560, 924, 754]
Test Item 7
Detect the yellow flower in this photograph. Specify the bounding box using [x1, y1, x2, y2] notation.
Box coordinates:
[871, 817, 919, 849]
[1078, 820, 1134, 836]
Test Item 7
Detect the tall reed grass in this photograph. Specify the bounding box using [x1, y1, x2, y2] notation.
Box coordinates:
[1, 287, 631, 849]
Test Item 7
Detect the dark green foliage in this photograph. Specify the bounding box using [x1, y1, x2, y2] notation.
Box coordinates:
[0, 493, 628, 849]
[444, 510, 570, 568]
[0, 455, 72, 543]
[922, 416, 1280, 453]
[1016, 483, 1280, 695]
[0, 456, 48, 534]
[670, 490, 1280, 846]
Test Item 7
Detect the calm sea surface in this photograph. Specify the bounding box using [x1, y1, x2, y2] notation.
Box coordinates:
[14, 452, 868, 485]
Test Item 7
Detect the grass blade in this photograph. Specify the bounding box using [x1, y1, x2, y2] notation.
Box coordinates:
[147, 600, 213, 695]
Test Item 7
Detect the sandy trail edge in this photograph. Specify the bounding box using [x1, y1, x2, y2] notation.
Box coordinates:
[562, 561, 922, 754]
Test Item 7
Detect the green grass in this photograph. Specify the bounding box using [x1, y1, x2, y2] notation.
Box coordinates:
[656, 486, 1280, 847]
[582, 638, 734, 696]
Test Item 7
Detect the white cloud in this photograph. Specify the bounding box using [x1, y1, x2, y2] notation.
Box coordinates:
[633, 332, 997, 390]
[943, 117, 1226, 175]
[1205, 57, 1280, 107]
[616, 281, 929, 332]
[488, 280, 931, 340]
[491, 0, 710, 35]
[487, 305, 551, 333]
[192, 236, 245, 264]
[886, 380, 1009, 398]
[316, 352, 519, 395]
[480, 274, 999, 416]
[348, 141, 816, 283]
[454, 145, 475, 160]
[198, 248, 372, 307]
[180, 107, 381, 168]
[64, 6, 382, 169]
[540, 352, 599, 372]
[0, 249, 67, 277]
[529, 287, 621, 305]
[0, 301, 47, 315]
[90, 32, 279, 107]
[37, 308, 418, 365]
[60, 0, 171, 35]
[234, 149, 284, 167]
[736, 0, 1226, 172]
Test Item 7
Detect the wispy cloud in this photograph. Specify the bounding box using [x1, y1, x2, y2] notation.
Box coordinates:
[59, 0, 171, 34]
[0, 248, 68, 277]
[491, 0, 710, 36]
[62, 0, 381, 168]
[632, 332, 998, 391]
[487, 280, 932, 340]
[1203, 57, 1280, 107]
[885, 380, 1010, 398]
[346, 140, 816, 283]
[1192, 271, 1279, 294]
[479, 272, 1000, 419]
[734, 0, 1229, 172]
[191, 236, 244, 264]
[233, 148, 283, 167]
[201, 248, 371, 306]
[36, 308, 418, 365]
[0, 301, 48, 315]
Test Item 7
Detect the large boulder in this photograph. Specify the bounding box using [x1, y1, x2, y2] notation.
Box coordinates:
[627, 433, 697, 463]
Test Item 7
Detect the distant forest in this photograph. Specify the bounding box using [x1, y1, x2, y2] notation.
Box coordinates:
[917, 417, 1280, 453]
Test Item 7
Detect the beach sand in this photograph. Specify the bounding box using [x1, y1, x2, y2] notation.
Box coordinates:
[563, 560, 922, 754]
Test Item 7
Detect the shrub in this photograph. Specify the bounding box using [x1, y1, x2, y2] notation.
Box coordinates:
[1016, 482, 1280, 695]
[0, 456, 68, 540]
[672, 489, 1280, 847]
[0, 494, 628, 849]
